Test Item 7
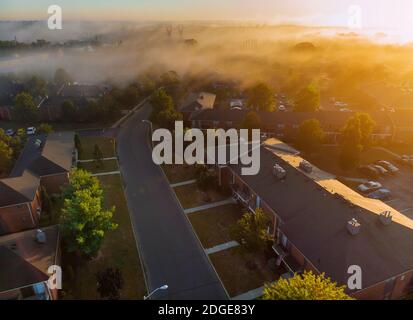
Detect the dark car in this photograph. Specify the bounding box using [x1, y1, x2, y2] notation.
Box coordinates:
[367, 188, 392, 201]
[358, 165, 380, 179]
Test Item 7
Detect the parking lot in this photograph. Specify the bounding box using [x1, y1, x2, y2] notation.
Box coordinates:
[380, 167, 413, 218]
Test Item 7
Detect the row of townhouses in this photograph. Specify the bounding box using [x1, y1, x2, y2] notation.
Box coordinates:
[0, 132, 75, 300]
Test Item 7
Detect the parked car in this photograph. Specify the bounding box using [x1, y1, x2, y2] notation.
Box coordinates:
[367, 188, 392, 201]
[357, 181, 382, 194]
[377, 160, 399, 174]
[358, 165, 380, 179]
[26, 127, 36, 135]
[278, 105, 286, 112]
[5, 129, 15, 136]
[372, 165, 389, 176]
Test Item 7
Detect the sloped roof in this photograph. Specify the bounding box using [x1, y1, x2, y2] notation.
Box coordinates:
[0, 170, 40, 207]
[0, 225, 59, 293]
[181, 92, 216, 113]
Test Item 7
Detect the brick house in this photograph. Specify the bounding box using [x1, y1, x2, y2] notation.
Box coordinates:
[0, 171, 41, 236]
[215, 139, 413, 300]
[0, 225, 60, 300]
[191, 109, 394, 144]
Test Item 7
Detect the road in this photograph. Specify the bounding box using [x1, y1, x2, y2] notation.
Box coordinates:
[116, 103, 228, 300]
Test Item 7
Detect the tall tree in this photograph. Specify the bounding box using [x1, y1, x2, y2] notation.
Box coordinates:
[297, 119, 325, 153]
[294, 83, 320, 112]
[0, 140, 13, 176]
[339, 115, 363, 169]
[246, 83, 275, 112]
[263, 271, 353, 300]
[38, 123, 53, 134]
[12, 92, 39, 123]
[61, 169, 117, 257]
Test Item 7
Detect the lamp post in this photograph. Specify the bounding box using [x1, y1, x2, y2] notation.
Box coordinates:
[144, 285, 168, 300]
[142, 120, 154, 149]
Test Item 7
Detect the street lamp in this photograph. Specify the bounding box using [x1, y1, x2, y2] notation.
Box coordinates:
[144, 284, 168, 300]
[142, 120, 154, 149]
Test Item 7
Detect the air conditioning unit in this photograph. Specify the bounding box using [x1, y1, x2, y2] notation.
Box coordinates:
[379, 211, 393, 226]
[273, 164, 286, 179]
[299, 160, 313, 173]
[347, 218, 361, 235]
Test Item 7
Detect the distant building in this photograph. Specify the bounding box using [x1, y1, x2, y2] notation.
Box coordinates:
[180, 92, 216, 122]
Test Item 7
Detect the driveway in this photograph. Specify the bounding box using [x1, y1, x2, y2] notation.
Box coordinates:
[116, 103, 227, 300]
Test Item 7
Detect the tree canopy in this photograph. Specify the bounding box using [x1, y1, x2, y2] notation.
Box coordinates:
[294, 84, 320, 112]
[242, 111, 262, 130]
[297, 119, 325, 153]
[61, 169, 117, 257]
[263, 271, 353, 300]
[13, 92, 39, 123]
[246, 82, 275, 112]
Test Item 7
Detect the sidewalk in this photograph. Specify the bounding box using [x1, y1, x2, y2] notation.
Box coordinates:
[184, 198, 236, 215]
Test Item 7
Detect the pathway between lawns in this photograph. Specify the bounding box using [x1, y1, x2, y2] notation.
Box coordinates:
[170, 179, 197, 188]
[205, 241, 240, 255]
[183, 198, 236, 215]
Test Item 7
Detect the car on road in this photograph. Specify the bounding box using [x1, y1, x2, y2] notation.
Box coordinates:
[5, 129, 15, 136]
[359, 165, 380, 179]
[278, 105, 286, 112]
[372, 165, 389, 176]
[377, 160, 399, 174]
[357, 181, 382, 194]
[367, 188, 392, 201]
[26, 127, 36, 135]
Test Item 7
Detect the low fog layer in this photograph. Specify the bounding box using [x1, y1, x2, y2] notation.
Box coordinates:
[1, 21, 413, 108]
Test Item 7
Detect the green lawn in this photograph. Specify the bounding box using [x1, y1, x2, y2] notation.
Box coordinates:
[78, 136, 116, 160]
[189, 204, 243, 248]
[161, 164, 197, 184]
[62, 174, 146, 300]
[78, 160, 119, 174]
[174, 184, 228, 209]
[209, 246, 279, 298]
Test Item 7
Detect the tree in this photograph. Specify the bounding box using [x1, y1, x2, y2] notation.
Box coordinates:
[12, 92, 39, 123]
[263, 271, 353, 300]
[230, 208, 273, 252]
[93, 144, 104, 168]
[38, 123, 53, 134]
[149, 88, 182, 129]
[61, 100, 77, 121]
[297, 119, 325, 153]
[242, 111, 261, 130]
[61, 169, 117, 257]
[0, 140, 13, 176]
[26, 76, 46, 97]
[246, 83, 275, 112]
[74, 134, 83, 155]
[54, 68, 72, 86]
[155, 108, 183, 130]
[96, 267, 124, 300]
[355, 112, 376, 147]
[195, 164, 217, 191]
[294, 84, 320, 112]
[339, 116, 363, 170]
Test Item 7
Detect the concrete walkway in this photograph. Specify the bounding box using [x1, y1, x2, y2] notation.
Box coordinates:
[91, 171, 121, 177]
[77, 157, 117, 163]
[205, 241, 240, 255]
[231, 286, 265, 300]
[170, 179, 197, 188]
[184, 198, 236, 215]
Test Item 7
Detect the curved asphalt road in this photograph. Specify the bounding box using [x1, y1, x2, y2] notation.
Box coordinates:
[116, 103, 228, 300]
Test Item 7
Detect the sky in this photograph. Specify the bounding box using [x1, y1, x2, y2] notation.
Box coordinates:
[1, 0, 413, 31]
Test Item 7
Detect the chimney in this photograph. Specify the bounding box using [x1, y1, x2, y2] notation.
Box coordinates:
[379, 211, 393, 226]
[36, 229, 47, 244]
[347, 218, 361, 235]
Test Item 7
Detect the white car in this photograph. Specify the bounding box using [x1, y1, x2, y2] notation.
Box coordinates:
[26, 127, 36, 135]
[357, 181, 382, 194]
[5, 129, 15, 136]
[377, 160, 399, 174]
[278, 105, 286, 112]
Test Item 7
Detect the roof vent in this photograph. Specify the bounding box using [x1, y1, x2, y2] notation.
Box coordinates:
[299, 160, 313, 173]
[379, 211, 393, 226]
[36, 229, 46, 244]
[347, 218, 361, 235]
[273, 164, 286, 180]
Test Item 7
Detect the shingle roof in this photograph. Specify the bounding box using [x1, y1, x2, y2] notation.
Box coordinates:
[0, 171, 40, 207]
[181, 92, 216, 113]
[0, 225, 59, 293]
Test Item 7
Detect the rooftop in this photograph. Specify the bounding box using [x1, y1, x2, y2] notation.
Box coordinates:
[227, 139, 413, 290]
[181, 92, 216, 113]
[0, 170, 40, 208]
